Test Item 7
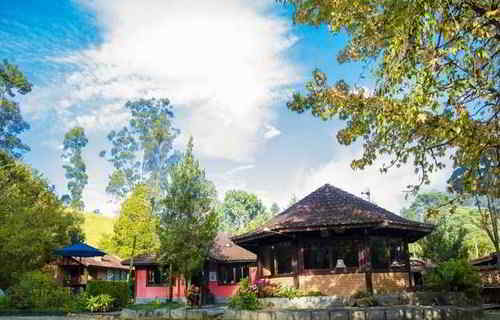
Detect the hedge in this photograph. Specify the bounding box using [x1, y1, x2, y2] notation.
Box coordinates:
[86, 280, 128, 308]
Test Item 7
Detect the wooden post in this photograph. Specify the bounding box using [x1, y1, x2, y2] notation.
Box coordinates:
[293, 239, 299, 289]
[364, 231, 373, 294]
[405, 238, 412, 289]
[257, 247, 263, 279]
[84, 267, 89, 284]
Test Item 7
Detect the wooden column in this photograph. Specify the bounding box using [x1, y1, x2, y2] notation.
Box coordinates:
[405, 238, 412, 289]
[293, 239, 300, 289]
[257, 246, 263, 279]
[364, 231, 373, 294]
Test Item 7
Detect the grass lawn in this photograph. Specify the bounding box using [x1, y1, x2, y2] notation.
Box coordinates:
[126, 301, 184, 311]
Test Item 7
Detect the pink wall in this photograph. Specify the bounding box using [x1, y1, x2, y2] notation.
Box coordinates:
[135, 268, 186, 299]
[135, 266, 257, 300]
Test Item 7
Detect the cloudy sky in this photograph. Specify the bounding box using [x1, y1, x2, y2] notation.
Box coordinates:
[1, 0, 451, 215]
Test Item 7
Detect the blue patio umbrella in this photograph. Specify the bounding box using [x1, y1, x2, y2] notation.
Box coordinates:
[54, 243, 106, 257]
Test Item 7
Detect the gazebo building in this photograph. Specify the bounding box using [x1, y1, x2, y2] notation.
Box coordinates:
[232, 184, 434, 296]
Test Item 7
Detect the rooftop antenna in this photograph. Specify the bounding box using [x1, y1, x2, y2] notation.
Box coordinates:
[361, 188, 371, 202]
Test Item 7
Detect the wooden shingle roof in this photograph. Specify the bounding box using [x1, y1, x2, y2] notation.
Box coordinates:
[121, 233, 256, 266]
[233, 184, 433, 243]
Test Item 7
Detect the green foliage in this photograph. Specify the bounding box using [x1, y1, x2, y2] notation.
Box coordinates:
[100, 98, 180, 200]
[0, 60, 32, 158]
[100, 184, 159, 259]
[86, 294, 114, 312]
[276, 286, 302, 299]
[418, 214, 468, 263]
[125, 301, 184, 311]
[270, 203, 281, 215]
[219, 190, 267, 232]
[0, 296, 9, 310]
[82, 211, 115, 247]
[62, 292, 89, 312]
[425, 259, 481, 302]
[403, 192, 494, 260]
[304, 290, 324, 297]
[62, 126, 88, 210]
[0, 151, 83, 289]
[229, 278, 261, 310]
[6, 271, 71, 310]
[158, 137, 219, 284]
[286, 0, 500, 197]
[86, 280, 128, 309]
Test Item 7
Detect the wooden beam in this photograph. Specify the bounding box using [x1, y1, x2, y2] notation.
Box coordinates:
[257, 247, 263, 279]
[405, 238, 412, 289]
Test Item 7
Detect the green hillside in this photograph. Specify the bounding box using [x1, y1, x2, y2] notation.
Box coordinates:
[81, 212, 116, 248]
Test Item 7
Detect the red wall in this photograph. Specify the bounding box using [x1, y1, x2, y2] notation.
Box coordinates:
[135, 268, 186, 299]
[135, 266, 257, 300]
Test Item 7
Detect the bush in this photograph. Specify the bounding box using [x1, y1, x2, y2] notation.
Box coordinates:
[7, 271, 71, 310]
[229, 291, 261, 310]
[86, 294, 114, 312]
[62, 292, 89, 312]
[304, 290, 323, 297]
[229, 278, 261, 310]
[0, 296, 9, 310]
[276, 286, 302, 299]
[424, 259, 481, 303]
[86, 280, 128, 308]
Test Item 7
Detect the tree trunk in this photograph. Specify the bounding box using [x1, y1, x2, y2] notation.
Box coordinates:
[169, 264, 173, 302]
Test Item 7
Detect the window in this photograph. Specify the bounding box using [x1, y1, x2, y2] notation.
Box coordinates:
[275, 242, 294, 274]
[260, 242, 296, 276]
[218, 264, 249, 285]
[333, 240, 360, 268]
[147, 266, 169, 286]
[304, 242, 331, 269]
[371, 238, 407, 269]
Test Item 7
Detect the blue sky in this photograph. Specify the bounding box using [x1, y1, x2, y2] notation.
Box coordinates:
[1, 0, 450, 215]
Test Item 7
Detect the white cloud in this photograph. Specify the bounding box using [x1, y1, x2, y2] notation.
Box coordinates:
[290, 143, 453, 213]
[226, 164, 256, 176]
[24, 0, 300, 163]
[263, 124, 281, 139]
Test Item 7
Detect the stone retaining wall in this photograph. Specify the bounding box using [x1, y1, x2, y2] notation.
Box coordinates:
[121, 305, 483, 320]
[224, 307, 483, 320]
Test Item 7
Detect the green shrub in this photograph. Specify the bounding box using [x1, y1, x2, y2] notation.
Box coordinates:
[7, 271, 71, 310]
[351, 289, 372, 299]
[229, 291, 261, 310]
[276, 286, 301, 299]
[424, 259, 481, 302]
[86, 294, 114, 312]
[0, 296, 9, 310]
[63, 292, 89, 312]
[86, 280, 128, 308]
[304, 290, 323, 297]
[229, 278, 261, 310]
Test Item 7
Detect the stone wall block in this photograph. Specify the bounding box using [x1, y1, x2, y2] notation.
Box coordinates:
[311, 310, 330, 320]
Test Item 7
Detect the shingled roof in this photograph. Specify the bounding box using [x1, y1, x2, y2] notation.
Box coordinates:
[233, 184, 433, 243]
[121, 233, 256, 266]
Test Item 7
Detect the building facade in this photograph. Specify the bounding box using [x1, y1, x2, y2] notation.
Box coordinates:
[233, 184, 434, 296]
[123, 233, 257, 303]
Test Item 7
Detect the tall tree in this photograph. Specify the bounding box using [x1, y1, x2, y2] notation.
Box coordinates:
[285, 0, 500, 196]
[450, 153, 500, 267]
[0, 151, 83, 289]
[400, 191, 451, 222]
[100, 98, 180, 200]
[219, 190, 267, 232]
[270, 202, 281, 215]
[62, 126, 88, 210]
[99, 184, 159, 259]
[0, 60, 32, 158]
[158, 137, 219, 287]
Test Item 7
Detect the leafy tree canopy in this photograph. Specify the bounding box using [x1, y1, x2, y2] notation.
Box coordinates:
[270, 202, 281, 215]
[62, 126, 88, 210]
[0, 151, 83, 289]
[219, 190, 267, 232]
[0, 60, 32, 158]
[99, 184, 159, 259]
[100, 98, 181, 200]
[158, 137, 219, 282]
[286, 0, 500, 195]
